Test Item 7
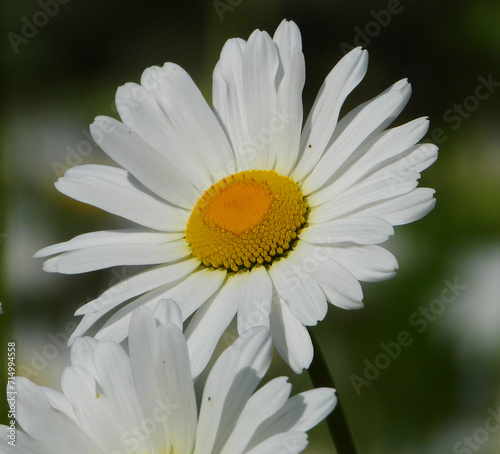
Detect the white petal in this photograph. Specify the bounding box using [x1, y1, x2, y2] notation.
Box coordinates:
[128, 307, 171, 453]
[54, 164, 189, 231]
[369, 142, 437, 199]
[70, 337, 99, 379]
[269, 257, 327, 326]
[249, 388, 336, 445]
[273, 20, 302, 81]
[220, 376, 291, 454]
[43, 239, 191, 274]
[245, 431, 308, 454]
[401, 143, 438, 173]
[290, 241, 363, 310]
[195, 327, 272, 454]
[158, 324, 197, 454]
[287, 388, 337, 432]
[272, 20, 305, 175]
[38, 387, 77, 424]
[237, 266, 273, 333]
[154, 298, 183, 330]
[302, 79, 412, 194]
[171, 267, 228, 320]
[327, 244, 399, 282]
[269, 296, 313, 373]
[141, 63, 234, 182]
[185, 274, 241, 378]
[300, 216, 394, 245]
[116, 82, 212, 193]
[35, 229, 184, 257]
[93, 341, 148, 443]
[89, 268, 226, 344]
[74, 259, 199, 315]
[241, 30, 280, 169]
[357, 187, 436, 226]
[212, 38, 249, 173]
[61, 366, 130, 452]
[308, 117, 430, 205]
[90, 116, 200, 208]
[292, 47, 368, 182]
[15, 377, 101, 454]
[309, 168, 419, 224]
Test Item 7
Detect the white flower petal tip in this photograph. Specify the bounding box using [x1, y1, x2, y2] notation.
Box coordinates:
[154, 298, 183, 329]
[246, 431, 309, 454]
[40, 20, 436, 374]
[273, 19, 301, 44]
[300, 216, 395, 246]
[6, 305, 334, 453]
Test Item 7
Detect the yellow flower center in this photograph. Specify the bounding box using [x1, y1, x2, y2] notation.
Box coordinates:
[185, 170, 307, 272]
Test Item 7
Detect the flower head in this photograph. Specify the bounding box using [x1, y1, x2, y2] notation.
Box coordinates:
[1, 301, 336, 453]
[36, 19, 437, 373]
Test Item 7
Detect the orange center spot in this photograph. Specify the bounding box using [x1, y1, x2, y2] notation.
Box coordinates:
[203, 180, 272, 235]
[185, 170, 307, 272]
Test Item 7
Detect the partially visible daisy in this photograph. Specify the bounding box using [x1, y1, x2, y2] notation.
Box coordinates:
[1, 301, 336, 454]
[36, 19, 437, 374]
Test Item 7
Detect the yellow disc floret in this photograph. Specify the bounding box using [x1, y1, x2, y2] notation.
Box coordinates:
[186, 170, 307, 272]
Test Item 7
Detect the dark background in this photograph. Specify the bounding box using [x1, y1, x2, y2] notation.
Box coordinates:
[1, 0, 500, 452]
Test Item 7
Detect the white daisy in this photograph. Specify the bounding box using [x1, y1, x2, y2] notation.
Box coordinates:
[0, 301, 336, 454]
[36, 19, 437, 374]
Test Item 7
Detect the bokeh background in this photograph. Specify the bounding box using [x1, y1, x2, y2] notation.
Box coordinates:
[1, 0, 500, 452]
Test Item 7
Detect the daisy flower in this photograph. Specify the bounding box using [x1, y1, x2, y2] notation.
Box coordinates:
[36, 19, 437, 374]
[1, 301, 336, 454]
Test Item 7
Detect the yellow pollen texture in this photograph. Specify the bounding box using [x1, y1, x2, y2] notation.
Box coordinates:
[185, 170, 307, 272]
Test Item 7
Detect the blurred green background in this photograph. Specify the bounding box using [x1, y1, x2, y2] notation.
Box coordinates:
[1, 0, 500, 452]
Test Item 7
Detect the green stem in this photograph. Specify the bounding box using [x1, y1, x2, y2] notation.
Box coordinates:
[308, 328, 358, 454]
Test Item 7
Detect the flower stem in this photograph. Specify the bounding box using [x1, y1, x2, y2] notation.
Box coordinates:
[308, 328, 358, 454]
